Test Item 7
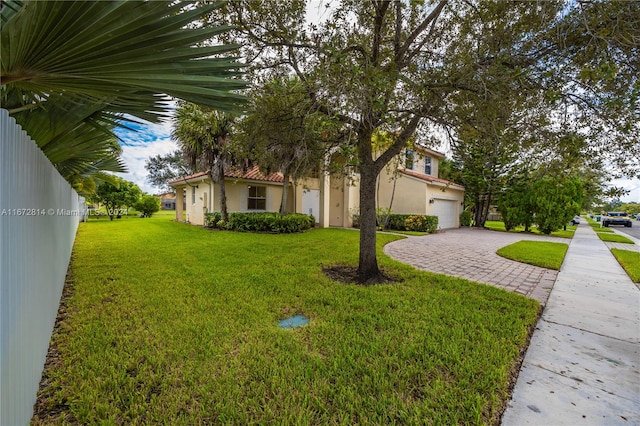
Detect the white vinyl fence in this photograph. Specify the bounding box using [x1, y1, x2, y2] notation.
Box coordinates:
[1, 109, 86, 425]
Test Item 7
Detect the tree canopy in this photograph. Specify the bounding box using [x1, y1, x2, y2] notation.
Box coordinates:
[145, 151, 195, 193]
[209, 0, 639, 282]
[236, 76, 331, 214]
[92, 177, 142, 221]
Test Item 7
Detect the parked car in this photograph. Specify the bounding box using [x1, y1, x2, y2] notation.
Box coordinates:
[571, 216, 581, 225]
[602, 212, 633, 227]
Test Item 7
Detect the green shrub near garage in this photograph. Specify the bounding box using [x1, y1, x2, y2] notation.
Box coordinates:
[384, 214, 438, 233]
[405, 215, 439, 233]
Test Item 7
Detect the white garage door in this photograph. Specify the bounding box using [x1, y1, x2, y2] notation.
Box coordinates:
[432, 199, 457, 229]
[302, 189, 320, 223]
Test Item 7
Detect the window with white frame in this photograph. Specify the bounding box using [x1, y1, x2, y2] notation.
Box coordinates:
[424, 157, 432, 175]
[405, 149, 414, 170]
[248, 185, 266, 210]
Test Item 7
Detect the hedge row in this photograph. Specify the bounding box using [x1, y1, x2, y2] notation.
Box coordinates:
[204, 212, 315, 233]
[353, 213, 439, 233]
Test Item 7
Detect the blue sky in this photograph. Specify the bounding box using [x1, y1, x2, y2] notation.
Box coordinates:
[114, 118, 177, 194]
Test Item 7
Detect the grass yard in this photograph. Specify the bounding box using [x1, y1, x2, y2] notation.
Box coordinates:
[611, 249, 640, 283]
[596, 232, 635, 244]
[33, 216, 540, 425]
[594, 227, 615, 233]
[484, 221, 576, 238]
[586, 219, 616, 233]
[496, 241, 569, 270]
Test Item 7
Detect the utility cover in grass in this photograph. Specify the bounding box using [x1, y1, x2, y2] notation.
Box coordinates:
[279, 315, 309, 329]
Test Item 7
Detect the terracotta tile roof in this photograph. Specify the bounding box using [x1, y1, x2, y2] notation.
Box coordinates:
[413, 144, 446, 158]
[400, 169, 465, 190]
[225, 165, 284, 183]
[168, 171, 209, 185]
[169, 165, 283, 186]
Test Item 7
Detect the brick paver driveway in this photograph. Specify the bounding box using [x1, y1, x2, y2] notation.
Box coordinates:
[383, 227, 569, 305]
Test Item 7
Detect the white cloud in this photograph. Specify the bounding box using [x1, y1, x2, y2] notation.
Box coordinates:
[114, 118, 178, 194]
[306, 0, 335, 25]
[611, 177, 640, 203]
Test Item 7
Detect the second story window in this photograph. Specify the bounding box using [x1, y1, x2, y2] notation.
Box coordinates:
[405, 149, 414, 170]
[424, 157, 432, 175]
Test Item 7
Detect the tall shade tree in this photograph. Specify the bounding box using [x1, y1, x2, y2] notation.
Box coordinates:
[172, 102, 234, 221]
[92, 177, 142, 221]
[212, 0, 565, 283]
[145, 150, 195, 193]
[237, 77, 332, 215]
[547, 0, 640, 178]
[1, 0, 246, 185]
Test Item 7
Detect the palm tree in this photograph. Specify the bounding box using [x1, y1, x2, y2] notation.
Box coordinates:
[238, 77, 327, 215]
[172, 102, 234, 221]
[1, 0, 246, 188]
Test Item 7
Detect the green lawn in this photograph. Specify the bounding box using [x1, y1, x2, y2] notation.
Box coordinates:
[33, 216, 540, 425]
[594, 227, 615, 233]
[611, 249, 640, 283]
[586, 219, 614, 233]
[497, 241, 569, 270]
[484, 221, 576, 238]
[596, 232, 635, 244]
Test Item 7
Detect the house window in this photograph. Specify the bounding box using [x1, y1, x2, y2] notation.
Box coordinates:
[424, 157, 432, 175]
[183, 189, 187, 210]
[191, 187, 196, 204]
[248, 185, 266, 210]
[405, 149, 414, 170]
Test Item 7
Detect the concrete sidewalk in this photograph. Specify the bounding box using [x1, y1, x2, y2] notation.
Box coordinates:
[502, 223, 640, 425]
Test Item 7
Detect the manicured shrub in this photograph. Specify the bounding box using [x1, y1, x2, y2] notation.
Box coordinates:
[134, 195, 161, 218]
[350, 211, 439, 233]
[460, 210, 472, 227]
[204, 212, 222, 228]
[384, 214, 438, 233]
[387, 214, 412, 231]
[405, 215, 438, 233]
[206, 212, 314, 233]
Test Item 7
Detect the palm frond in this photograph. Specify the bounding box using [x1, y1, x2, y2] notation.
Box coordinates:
[1, 0, 247, 119]
[2, 0, 247, 189]
[0, 0, 24, 25]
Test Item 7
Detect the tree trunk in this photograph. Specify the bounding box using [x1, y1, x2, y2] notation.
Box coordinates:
[481, 192, 493, 226]
[280, 170, 289, 215]
[216, 163, 228, 222]
[386, 170, 398, 227]
[358, 165, 382, 284]
[473, 194, 483, 227]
